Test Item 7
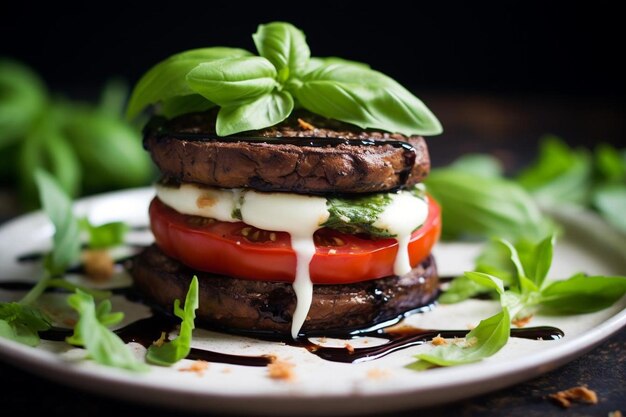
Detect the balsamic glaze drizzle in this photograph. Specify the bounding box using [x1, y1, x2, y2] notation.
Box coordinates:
[30, 286, 563, 366]
[5, 253, 564, 367]
[37, 309, 563, 366]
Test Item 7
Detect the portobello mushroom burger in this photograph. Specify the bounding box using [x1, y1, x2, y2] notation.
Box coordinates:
[127, 22, 443, 338]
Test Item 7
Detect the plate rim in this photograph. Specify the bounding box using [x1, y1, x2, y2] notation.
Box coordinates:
[0, 186, 624, 415]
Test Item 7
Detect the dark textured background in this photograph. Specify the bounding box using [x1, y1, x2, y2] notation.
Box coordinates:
[2, 4, 624, 152]
[3, 3, 624, 97]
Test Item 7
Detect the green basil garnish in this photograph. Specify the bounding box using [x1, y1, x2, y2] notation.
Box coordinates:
[127, 22, 442, 137]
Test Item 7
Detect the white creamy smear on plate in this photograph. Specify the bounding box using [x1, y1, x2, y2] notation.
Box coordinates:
[155, 183, 428, 338]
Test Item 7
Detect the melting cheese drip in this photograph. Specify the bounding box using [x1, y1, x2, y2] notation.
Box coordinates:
[154, 183, 428, 338]
[373, 192, 429, 276]
[240, 191, 329, 339]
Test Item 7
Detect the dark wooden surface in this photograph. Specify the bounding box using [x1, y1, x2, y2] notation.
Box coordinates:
[1, 95, 624, 415]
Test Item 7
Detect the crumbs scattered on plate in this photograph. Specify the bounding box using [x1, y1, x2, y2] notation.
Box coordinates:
[548, 385, 598, 408]
[267, 358, 295, 381]
[178, 360, 209, 376]
[366, 368, 391, 380]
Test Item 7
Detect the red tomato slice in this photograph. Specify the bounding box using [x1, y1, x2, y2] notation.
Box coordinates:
[149, 196, 441, 284]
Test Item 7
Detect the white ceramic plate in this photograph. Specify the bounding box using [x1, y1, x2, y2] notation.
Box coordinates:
[0, 188, 624, 416]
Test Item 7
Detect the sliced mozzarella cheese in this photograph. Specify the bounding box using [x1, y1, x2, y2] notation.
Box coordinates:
[241, 191, 329, 339]
[373, 191, 429, 276]
[154, 182, 428, 338]
[155, 183, 240, 223]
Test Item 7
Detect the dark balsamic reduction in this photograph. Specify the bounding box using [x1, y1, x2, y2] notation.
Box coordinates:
[186, 350, 273, 367]
[160, 131, 415, 152]
[0, 281, 36, 291]
[36, 305, 563, 366]
[6, 257, 564, 367]
[39, 314, 273, 367]
[299, 326, 563, 364]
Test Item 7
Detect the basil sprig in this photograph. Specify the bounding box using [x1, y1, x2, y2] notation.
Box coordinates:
[409, 273, 511, 369]
[444, 235, 626, 314]
[127, 22, 442, 137]
[517, 136, 626, 234]
[67, 290, 148, 372]
[126, 47, 252, 120]
[146, 276, 199, 366]
[0, 170, 111, 346]
[410, 235, 626, 369]
[425, 157, 555, 241]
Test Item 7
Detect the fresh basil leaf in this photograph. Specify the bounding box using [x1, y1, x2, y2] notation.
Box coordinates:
[501, 291, 530, 319]
[499, 239, 540, 294]
[253, 22, 310, 82]
[410, 308, 511, 367]
[161, 94, 215, 119]
[34, 169, 81, 275]
[79, 218, 128, 249]
[216, 91, 293, 136]
[440, 239, 535, 304]
[324, 193, 394, 237]
[126, 47, 251, 119]
[43, 129, 82, 198]
[20, 170, 82, 307]
[46, 278, 111, 299]
[186, 57, 278, 107]
[17, 111, 81, 206]
[294, 63, 442, 136]
[448, 154, 504, 178]
[464, 272, 505, 295]
[464, 272, 530, 319]
[592, 184, 626, 233]
[147, 276, 199, 366]
[594, 143, 625, 183]
[425, 169, 552, 241]
[514, 235, 554, 289]
[67, 290, 147, 371]
[0, 60, 47, 148]
[474, 241, 515, 285]
[63, 108, 153, 191]
[438, 275, 492, 304]
[539, 275, 626, 314]
[517, 136, 592, 206]
[465, 272, 530, 318]
[0, 302, 51, 346]
[0, 320, 40, 346]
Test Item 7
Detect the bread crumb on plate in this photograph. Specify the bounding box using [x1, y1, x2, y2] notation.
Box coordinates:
[366, 368, 391, 380]
[82, 249, 115, 281]
[267, 359, 296, 381]
[512, 315, 533, 328]
[431, 334, 447, 346]
[178, 360, 209, 376]
[548, 385, 598, 408]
